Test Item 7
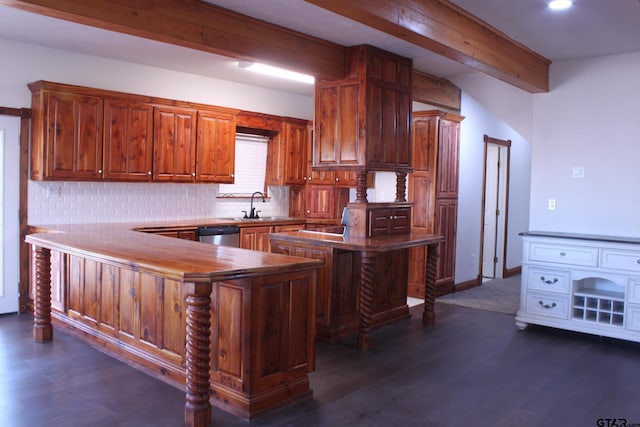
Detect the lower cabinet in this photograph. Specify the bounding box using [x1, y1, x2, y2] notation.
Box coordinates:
[240, 223, 306, 252]
[516, 232, 640, 344]
[271, 239, 410, 343]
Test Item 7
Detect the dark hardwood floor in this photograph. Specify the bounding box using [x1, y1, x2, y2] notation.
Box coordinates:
[2, 303, 640, 426]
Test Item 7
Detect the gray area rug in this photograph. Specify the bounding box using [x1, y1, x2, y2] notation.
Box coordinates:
[436, 275, 521, 315]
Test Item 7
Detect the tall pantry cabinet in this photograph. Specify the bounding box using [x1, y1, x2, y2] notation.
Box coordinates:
[408, 110, 464, 297]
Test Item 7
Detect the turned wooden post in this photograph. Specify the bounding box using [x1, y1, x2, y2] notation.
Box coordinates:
[357, 251, 376, 350]
[423, 243, 439, 326]
[354, 170, 368, 203]
[395, 171, 407, 202]
[184, 282, 213, 427]
[33, 245, 53, 342]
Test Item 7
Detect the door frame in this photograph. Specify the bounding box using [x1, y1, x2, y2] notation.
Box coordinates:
[479, 134, 511, 280]
[0, 107, 31, 313]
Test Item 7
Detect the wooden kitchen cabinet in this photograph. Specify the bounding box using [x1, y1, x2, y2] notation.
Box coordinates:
[153, 106, 197, 182]
[313, 45, 412, 173]
[196, 109, 237, 183]
[240, 226, 272, 252]
[289, 185, 306, 218]
[305, 185, 349, 220]
[408, 110, 464, 297]
[103, 98, 153, 181]
[367, 206, 411, 237]
[283, 119, 309, 185]
[29, 82, 103, 180]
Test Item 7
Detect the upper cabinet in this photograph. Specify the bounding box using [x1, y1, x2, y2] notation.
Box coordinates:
[196, 110, 236, 183]
[153, 106, 197, 182]
[103, 98, 154, 181]
[313, 45, 413, 173]
[29, 82, 103, 180]
[29, 81, 238, 183]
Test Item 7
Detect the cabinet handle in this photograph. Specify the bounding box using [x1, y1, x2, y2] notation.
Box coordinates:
[637, 259, 640, 264]
[538, 300, 557, 309]
[98, 169, 103, 174]
[559, 252, 566, 256]
[147, 171, 152, 175]
[540, 276, 558, 285]
[192, 172, 196, 177]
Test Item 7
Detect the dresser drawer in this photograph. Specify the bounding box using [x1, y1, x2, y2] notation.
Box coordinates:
[600, 248, 640, 273]
[525, 267, 571, 294]
[528, 242, 598, 267]
[525, 292, 570, 319]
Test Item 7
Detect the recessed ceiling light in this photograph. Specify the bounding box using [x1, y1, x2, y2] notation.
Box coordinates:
[548, 0, 573, 10]
[237, 61, 315, 85]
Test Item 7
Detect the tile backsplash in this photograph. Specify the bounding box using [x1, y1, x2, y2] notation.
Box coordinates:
[28, 181, 290, 225]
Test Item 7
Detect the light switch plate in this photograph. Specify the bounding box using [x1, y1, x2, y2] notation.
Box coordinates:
[548, 199, 556, 210]
[572, 167, 584, 178]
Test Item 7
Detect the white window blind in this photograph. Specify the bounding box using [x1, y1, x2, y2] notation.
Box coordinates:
[218, 133, 269, 196]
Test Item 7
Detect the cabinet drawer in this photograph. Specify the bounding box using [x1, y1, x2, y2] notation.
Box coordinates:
[528, 242, 598, 267]
[600, 248, 640, 273]
[525, 292, 570, 319]
[625, 304, 640, 332]
[525, 267, 570, 294]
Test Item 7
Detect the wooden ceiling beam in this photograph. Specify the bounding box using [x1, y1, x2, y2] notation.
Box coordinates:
[305, 0, 550, 93]
[1, 0, 463, 107]
[0, 0, 346, 81]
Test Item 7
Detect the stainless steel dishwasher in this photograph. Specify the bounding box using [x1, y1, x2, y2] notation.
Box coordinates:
[197, 225, 240, 247]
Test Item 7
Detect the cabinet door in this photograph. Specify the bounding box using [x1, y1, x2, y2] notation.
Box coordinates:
[153, 106, 197, 182]
[196, 110, 236, 183]
[239, 226, 272, 252]
[283, 120, 309, 185]
[434, 199, 458, 287]
[289, 185, 306, 218]
[103, 99, 153, 181]
[265, 123, 285, 185]
[334, 170, 357, 187]
[45, 91, 103, 179]
[436, 119, 461, 198]
[305, 185, 336, 219]
[314, 80, 361, 168]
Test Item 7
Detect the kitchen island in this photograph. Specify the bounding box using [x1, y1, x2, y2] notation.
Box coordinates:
[26, 223, 321, 426]
[270, 230, 444, 350]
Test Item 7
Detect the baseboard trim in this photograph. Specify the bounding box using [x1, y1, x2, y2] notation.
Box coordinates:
[454, 276, 482, 292]
[504, 266, 522, 278]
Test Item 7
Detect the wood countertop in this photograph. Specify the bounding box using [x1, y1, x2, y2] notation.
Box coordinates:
[26, 222, 320, 282]
[269, 230, 444, 252]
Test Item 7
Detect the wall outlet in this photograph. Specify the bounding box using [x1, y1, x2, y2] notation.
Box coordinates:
[548, 199, 556, 210]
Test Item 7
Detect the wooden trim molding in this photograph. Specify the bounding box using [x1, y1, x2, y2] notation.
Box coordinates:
[0, 106, 31, 313]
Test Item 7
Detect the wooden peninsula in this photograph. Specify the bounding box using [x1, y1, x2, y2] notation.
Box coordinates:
[26, 224, 321, 426]
[270, 228, 444, 350]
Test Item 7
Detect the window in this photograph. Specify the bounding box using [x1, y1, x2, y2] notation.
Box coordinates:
[218, 133, 269, 196]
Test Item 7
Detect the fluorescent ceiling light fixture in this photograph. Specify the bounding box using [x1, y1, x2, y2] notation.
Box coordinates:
[548, 0, 573, 10]
[238, 61, 315, 85]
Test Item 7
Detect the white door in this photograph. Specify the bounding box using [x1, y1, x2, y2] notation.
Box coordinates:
[482, 144, 508, 279]
[0, 116, 20, 314]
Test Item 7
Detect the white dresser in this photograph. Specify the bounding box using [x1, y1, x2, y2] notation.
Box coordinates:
[516, 231, 640, 343]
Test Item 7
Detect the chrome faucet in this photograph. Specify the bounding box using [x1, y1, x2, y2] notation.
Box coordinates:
[246, 191, 266, 219]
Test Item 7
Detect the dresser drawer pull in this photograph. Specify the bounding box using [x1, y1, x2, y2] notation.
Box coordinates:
[637, 259, 640, 264]
[538, 300, 557, 309]
[559, 252, 566, 256]
[540, 276, 558, 285]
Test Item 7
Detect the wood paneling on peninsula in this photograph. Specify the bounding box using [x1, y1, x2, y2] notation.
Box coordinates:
[26, 223, 321, 423]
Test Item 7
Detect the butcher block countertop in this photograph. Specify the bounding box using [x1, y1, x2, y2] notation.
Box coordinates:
[26, 221, 320, 282]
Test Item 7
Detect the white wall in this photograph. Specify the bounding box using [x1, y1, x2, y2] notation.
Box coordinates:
[0, 37, 313, 225]
[456, 93, 531, 283]
[530, 51, 640, 237]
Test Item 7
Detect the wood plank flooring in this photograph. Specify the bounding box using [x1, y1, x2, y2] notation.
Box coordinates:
[2, 303, 640, 426]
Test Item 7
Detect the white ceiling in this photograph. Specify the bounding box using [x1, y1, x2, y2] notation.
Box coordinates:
[1, 0, 639, 96]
